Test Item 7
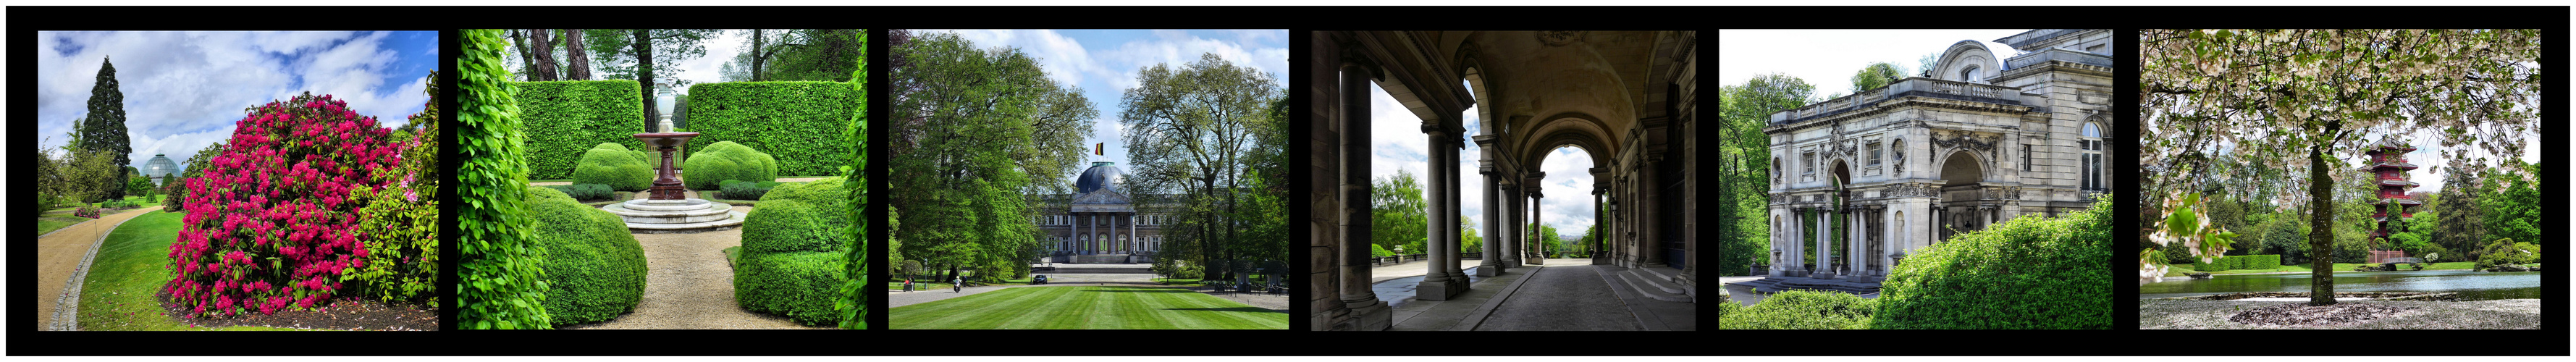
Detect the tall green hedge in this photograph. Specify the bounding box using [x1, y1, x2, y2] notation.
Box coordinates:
[455, 29, 550, 329]
[2235, 255, 2281, 271]
[517, 80, 647, 180]
[527, 186, 647, 325]
[1717, 290, 1875, 329]
[1871, 194, 2114, 329]
[685, 81, 855, 177]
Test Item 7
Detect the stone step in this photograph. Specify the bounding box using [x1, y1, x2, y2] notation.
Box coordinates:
[600, 201, 732, 217]
[627, 210, 747, 233]
[1615, 269, 1693, 303]
[1622, 268, 1691, 296]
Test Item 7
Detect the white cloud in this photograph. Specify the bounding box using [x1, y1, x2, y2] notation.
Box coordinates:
[38, 31, 432, 169]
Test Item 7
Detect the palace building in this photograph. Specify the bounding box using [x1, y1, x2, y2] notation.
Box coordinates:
[1759, 29, 2111, 285]
[1032, 161, 1176, 264]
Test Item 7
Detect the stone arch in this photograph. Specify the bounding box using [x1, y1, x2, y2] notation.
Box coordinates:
[1463, 66, 1498, 135]
[1937, 150, 1987, 186]
[1515, 112, 1620, 169]
[1935, 40, 2001, 84]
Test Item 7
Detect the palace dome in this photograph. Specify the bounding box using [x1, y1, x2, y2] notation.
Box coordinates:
[1075, 161, 1122, 194]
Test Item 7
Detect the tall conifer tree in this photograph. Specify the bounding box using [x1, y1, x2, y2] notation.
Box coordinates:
[83, 56, 133, 200]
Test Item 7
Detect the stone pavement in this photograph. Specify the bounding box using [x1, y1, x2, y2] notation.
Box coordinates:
[1717, 276, 1768, 306]
[1369, 258, 1483, 284]
[1375, 264, 1695, 331]
[38, 206, 163, 330]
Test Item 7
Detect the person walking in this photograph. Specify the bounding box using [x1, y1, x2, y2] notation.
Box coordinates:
[952, 275, 964, 293]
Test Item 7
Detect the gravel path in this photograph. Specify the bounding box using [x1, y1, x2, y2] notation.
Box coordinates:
[38, 206, 162, 330]
[567, 206, 826, 329]
[2139, 299, 2541, 329]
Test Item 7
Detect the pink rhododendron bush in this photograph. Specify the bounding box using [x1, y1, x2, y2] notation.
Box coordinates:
[169, 93, 407, 316]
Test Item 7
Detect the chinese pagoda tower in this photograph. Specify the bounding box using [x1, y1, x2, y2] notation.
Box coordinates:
[2364, 139, 2420, 264]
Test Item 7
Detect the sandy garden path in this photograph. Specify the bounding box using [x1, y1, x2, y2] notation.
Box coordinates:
[565, 205, 828, 329]
[37, 206, 163, 330]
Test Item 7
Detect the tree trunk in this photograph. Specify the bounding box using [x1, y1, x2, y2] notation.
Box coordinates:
[750, 29, 766, 82]
[634, 30, 660, 128]
[510, 30, 535, 82]
[2306, 141, 2339, 306]
[529, 30, 559, 81]
[563, 30, 592, 80]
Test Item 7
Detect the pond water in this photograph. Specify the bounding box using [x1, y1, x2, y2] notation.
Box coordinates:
[2139, 270, 2542, 300]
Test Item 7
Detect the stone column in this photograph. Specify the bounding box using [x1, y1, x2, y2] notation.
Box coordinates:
[1334, 62, 1384, 319]
[1528, 189, 1544, 264]
[1418, 128, 1460, 300]
[1597, 189, 1612, 266]
[1478, 166, 1504, 277]
[1442, 140, 1467, 285]
[1638, 161, 1662, 268]
[1502, 184, 1520, 268]
[1815, 206, 1835, 279]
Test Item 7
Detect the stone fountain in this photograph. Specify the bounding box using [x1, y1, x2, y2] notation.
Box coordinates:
[597, 118, 746, 233]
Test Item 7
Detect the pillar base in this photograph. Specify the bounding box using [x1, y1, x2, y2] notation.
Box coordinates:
[1416, 279, 1469, 301]
[1339, 300, 1393, 331]
[1476, 261, 1505, 277]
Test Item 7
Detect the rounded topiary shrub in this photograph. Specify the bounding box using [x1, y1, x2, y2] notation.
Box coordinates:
[572, 143, 654, 191]
[169, 93, 406, 316]
[527, 186, 647, 325]
[1870, 194, 2114, 329]
[743, 199, 841, 253]
[1717, 290, 1873, 329]
[681, 141, 777, 190]
[735, 251, 847, 326]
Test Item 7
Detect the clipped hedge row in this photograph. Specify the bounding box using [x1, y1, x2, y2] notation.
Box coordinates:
[2199, 254, 2282, 272]
[572, 143, 654, 191]
[1717, 290, 1875, 329]
[517, 80, 647, 180]
[736, 251, 847, 326]
[685, 81, 855, 177]
[1871, 194, 2114, 329]
[528, 186, 647, 325]
[734, 177, 852, 326]
[719, 180, 781, 201]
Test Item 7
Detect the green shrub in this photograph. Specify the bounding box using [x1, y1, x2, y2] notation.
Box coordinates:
[456, 29, 550, 329]
[2231, 255, 2280, 271]
[517, 80, 648, 180]
[720, 180, 780, 200]
[1371, 244, 1394, 258]
[526, 186, 647, 325]
[350, 182, 439, 305]
[685, 81, 856, 177]
[1717, 290, 1874, 329]
[1871, 194, 2113, 329]
[742, 199, 843, 253]
[681, 141, 778, 190]
[736, 251, 847, 326]
[545, 183, 615, 201]
[572, 143, 655, 191]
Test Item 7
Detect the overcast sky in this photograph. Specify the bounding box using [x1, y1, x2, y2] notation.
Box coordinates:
[1718, 29, 2026, 99]
[38, 31, 437, 169]
[931, 29, 1290, 186]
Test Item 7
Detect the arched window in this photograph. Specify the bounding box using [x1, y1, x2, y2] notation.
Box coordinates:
[1959, 66, 1979, 83]
[2081, 122, 2105, 193]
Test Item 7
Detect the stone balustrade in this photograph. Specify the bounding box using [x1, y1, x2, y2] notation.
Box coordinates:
[2005, 47, 2113, 70]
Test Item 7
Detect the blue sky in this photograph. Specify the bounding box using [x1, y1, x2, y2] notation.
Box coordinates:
[929, 29, 1290, 186]
[1366, 80, 1598, 240]
[38, 31, 438, 169]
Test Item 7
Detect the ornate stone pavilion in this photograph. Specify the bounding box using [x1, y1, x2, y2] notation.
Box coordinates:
[1747, 29, 2110, 293]
[1031, 161, 1172, 264]
[1308, 30, 1696, 330]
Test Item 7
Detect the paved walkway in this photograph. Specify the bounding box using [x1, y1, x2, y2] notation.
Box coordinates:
[1370, 258, 1482, 283]
[1717, 276, 1768, 306]
[37, 206, 163, 330]
[1378, 264, 1695, 331]
[568, 205, 825, 329]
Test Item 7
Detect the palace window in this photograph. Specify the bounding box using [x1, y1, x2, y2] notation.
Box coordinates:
[2081, 122, 2105, 192]
[1803, 151, 1815, 175]
[1868, 143, 1882, 166]
[2022, 145, 2034, 172]
[1960, 66, 1979, 83]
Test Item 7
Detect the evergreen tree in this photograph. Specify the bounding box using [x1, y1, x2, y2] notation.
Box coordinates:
[83, 56, 133, 200]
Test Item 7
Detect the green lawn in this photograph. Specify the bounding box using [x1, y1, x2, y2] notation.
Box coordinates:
[891, 286, 1287, 329]
[2166, 261, 2480, 277]
[75, 211, 298, 330]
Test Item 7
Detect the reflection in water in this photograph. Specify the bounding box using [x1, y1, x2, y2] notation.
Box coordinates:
[2139, 270, 2542, 300]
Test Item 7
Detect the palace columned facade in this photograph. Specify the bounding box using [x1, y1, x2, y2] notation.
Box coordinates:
[1032, 161, 1174, 264]
[1764, 29, 2110, 282]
